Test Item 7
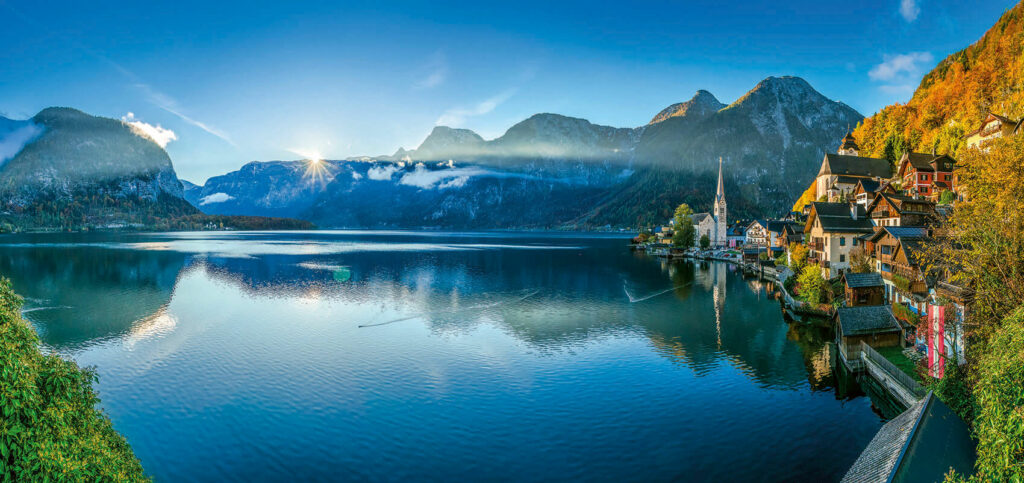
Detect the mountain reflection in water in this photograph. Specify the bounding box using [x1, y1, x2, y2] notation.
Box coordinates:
[0, 231, 885, 482]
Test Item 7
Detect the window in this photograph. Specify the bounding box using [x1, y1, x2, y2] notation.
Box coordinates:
[839, 237, 845, 246]
[840, 254, 846, 263]
[853, 238, 858, 246]
[920, 174, 926, 181]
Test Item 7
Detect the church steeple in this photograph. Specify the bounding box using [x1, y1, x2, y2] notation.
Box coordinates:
[716, 157, 725, 203]
[839, 130, 859, 156]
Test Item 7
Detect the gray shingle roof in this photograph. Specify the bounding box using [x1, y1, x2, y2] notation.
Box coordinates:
[844, 272, 884, 289]
[837, 305, 900, 336]
[821, 153, 893, 178]
[692, 213, 711, 223]
[811, 202, 874, 233]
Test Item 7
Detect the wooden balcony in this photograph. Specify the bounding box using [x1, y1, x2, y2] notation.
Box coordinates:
[808, 240, 824, 251]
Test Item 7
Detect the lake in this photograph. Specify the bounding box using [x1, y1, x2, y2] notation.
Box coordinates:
[0, 231, 887, 482]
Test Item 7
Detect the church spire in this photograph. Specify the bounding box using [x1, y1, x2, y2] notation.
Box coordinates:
[716, 157, 725, 202]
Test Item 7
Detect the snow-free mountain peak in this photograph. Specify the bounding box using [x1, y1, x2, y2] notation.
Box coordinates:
[649, 90, 726, 124]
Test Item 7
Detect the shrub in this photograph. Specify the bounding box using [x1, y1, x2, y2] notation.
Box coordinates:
[0, 278, 147, 481]
[797, 265, 827, 305]
[969, 307, 1024, 481]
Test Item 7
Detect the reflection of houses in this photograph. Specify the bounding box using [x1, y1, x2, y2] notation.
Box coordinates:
[865, 192, 936, 228]
[814, 133, 892, 201]
[835, 305, 902, 364]
[843, 272, 884, 307]
[896, 152, 957, 200]
[844, 392, 976, 483]
[803, 202, 873, 278]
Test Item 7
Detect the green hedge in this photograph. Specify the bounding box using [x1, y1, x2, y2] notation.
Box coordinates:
[0, 278, 147, 481]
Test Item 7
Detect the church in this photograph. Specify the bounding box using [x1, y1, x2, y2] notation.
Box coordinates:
[693, 158, 728, 247]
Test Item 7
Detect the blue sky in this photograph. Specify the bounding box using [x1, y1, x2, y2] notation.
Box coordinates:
[0, 0, 1017, 182]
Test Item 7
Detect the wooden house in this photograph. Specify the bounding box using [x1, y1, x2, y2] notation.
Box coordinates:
[835, 305, 903, 363]
[867, 227, 932, 313]
[843, 272, 885, 306]
[852, 178, 895, 206]
[866, 192, 937, 228]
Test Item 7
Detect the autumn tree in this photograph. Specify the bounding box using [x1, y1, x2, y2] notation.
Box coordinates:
[848, 247, 872, 273]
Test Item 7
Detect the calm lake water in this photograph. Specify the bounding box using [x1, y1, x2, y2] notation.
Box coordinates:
[0, 231, 887, 482]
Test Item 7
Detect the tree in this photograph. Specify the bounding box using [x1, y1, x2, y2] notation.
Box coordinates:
[788, 243, 809, 273]
[849, 247, 872, 273]
[672, 203, 695, 248]
[699, 234, 710, 250]
[938, 189, 956, 205]
[796, 265, 827, 305]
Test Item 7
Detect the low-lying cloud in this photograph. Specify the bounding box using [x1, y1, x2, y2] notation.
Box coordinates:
[199, 192, 234, 205]
[399, 163, 490, 189]
[367, 165, 400, 180]
[122, 112, 177, 148]
[0, 122, 43, 165]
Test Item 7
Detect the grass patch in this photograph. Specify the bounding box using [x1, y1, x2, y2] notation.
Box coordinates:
[875, 345, 921, 382]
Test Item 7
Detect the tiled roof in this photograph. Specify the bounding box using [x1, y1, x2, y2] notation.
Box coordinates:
[867, 226, 929, 243]
[810, 202, 873, 233]
[855, 179, 881, 193]
[836, 305, 900, 336]
[844, 272, 884, 289]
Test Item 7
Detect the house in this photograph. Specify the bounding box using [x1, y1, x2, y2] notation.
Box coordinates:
[742, 247, 761, 264]
[766, 220, 802, 257]
[843, 272, 885, 307]
[843, 392, 976, 483]
[867, 227, 932, 314]
[654, 224, 674, 243]
[814, 133, 893, 201]
[865, 192, 937, 228]
[896, 152, 957, 200]
[746, 219, 769, 247]
[726, 223, 747, 248]
[781, 222, 804, 246]
[804, 202, 874, 279]
[929, 277, 973, 377]
[852, 178, 894, 207]
[964, 112, 1021, 149]
[835, 305, 903, 364]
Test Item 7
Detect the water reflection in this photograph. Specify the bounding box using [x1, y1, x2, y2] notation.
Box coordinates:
[0, 231, 887, 482]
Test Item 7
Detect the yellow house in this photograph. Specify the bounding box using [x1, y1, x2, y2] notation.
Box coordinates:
[964, 112, 1021, 149]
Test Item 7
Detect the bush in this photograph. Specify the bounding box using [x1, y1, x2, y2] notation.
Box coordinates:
[796, 265, 827, 305]
[0, 278, 147, 481]
[969, 307, 1024, 481]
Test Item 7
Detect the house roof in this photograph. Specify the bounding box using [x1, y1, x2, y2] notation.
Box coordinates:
[844, 272, 884, 289]
[842, 392, 976, 483]
[837, 305, 901, 336]
[819, 153, 893, 179]
[806, 202, 874, 233]
[834, 175, 864, 186]
[899, 239, 928, 267]
[867, 192, 937, 217]
[966, 112, 1019, 137]
[854, 179, 881, 194]
[867, 226, 929, 243]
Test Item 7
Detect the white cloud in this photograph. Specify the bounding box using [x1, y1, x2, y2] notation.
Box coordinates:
[436, 89, 516, 127]
[0, 122, 43, 165]
[900, 0, 920, 22]
[121, 112, 177, 148]
[199, 192, 234, 205]
[367, 164, 399, 180]
[869, 52, 933, 81]
[399, 163, 488, 189]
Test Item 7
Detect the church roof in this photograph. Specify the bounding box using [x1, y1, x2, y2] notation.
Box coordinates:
[693, 213, 711, 223]
[716, 157, 726, 203]
[840, 131, 859, 150]
[819, 154, 893, 179]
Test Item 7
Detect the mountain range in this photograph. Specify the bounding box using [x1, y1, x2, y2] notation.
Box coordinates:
[0, 75, 862, 230]
[185, 76, 862, 229]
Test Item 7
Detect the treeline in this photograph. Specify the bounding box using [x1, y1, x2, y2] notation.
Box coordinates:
[853, 3, 1024, 161]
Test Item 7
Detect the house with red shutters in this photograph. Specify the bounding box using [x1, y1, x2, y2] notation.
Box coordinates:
[895, 152, 957, 200]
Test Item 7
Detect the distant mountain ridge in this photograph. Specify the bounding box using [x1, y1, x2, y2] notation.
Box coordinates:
[189, 75, 862, 228]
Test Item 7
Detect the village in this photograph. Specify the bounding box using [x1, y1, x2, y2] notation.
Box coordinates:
[629, 112, 1021, 481]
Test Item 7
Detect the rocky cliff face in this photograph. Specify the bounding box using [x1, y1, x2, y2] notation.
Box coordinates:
[0, 107, 197, 228]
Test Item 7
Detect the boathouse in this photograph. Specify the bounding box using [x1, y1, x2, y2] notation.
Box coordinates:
[843, 272, 885, 307]
[836, 305, 901, 364]
[842, 392, 975, 482]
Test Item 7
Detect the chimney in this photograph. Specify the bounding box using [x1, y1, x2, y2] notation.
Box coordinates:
[850, 203, 858, 220]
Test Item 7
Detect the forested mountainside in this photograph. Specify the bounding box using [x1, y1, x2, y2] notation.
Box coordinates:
[192, 76, 862, 228]
[853, 2, 1024, 161]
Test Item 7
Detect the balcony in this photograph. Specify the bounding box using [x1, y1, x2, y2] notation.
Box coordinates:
[808, 240, 824, 251]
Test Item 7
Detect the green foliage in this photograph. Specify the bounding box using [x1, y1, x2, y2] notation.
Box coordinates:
[0, 278, 148, 481]
[969, 307, 1024, 482]
[672, 203, 695, 248]
[939, 189, 957, 205]
[699, 234, 710, 250]
[774, 253, 787, 267]
[926, 357, 974, 425]
[796, 265, 827, 305]
[849, 247, 872, 274]
[788, 243, 809, 274]
[892, 302, 922, 326]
